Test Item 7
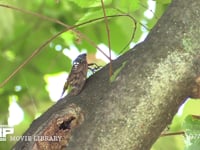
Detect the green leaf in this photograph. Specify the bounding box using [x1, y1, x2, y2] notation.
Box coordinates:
[183, 115, 200, 150]
[170, 99, 200, 131]
[76, 9, 136, 53]
[155, 0, 172, 4]
[68, 0, 112, 8]
[113, 0, 140, 12]
[60, 31, 75, 46]
[0, 96, 9, 124]
[152, 135, 185, 150]
[0, 5, 14, 40]
[76, 8, 119, 25]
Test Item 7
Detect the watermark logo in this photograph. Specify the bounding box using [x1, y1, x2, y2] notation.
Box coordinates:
[0, 125, 14, 141]
[0, 125, 62, 142]
[10, 135, 62, 142]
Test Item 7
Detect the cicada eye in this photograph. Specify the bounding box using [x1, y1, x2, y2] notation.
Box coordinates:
[72, 61, 80, 70]
[73, 61, 80, 65]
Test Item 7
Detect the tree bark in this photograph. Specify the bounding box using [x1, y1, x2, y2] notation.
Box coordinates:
[13, 0, 200, 149]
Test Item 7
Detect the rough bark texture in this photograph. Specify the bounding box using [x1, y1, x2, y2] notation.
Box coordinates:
[13, 0, 200, 149]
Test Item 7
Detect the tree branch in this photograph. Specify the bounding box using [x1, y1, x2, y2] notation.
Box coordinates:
[13, 0, 200, 149]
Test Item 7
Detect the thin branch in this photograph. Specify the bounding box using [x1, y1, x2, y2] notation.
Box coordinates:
[101, 0, 112, 76]
[0, 4, 149, 87]
[0, 30, 65, 88]
[113, 8, 139, 54]
[118, 13, 137, 54]
[160, 131, 185, 137]
[0, 14, 132, 88]
[0, 4, 109, 61]
[0, 4, 70, 28]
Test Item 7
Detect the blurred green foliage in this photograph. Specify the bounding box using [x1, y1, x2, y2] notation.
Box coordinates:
[183, 114, 200, 150]
[152, 98, 200, 150]
[1, 0, 197, 149]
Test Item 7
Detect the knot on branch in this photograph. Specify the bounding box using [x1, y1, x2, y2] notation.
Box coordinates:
[33, 104, 84, 150]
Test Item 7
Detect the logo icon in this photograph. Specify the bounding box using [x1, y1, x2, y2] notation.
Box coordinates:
[0, 125, 14, 141]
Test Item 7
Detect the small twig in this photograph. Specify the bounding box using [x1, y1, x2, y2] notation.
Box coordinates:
[113, 8, 138, 54]
[101, 0, 112, 76]
[0, 15, 129, 88]
[1, 4, 134, 61]
[192, 115, 200, 119]
[0, 3, 136, 59]
[160, 131, 185, 137]
[0, 29, 65, 88]
[0, 4, 69, 28]
[0, 4, 134, 88]
[0, 4, 109, 62]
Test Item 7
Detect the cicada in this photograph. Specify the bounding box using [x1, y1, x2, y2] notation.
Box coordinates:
[61, 53, 88, 96]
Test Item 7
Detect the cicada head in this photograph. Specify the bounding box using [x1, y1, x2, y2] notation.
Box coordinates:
[73, 53, 86, 64]
[72, 53, 87, 72]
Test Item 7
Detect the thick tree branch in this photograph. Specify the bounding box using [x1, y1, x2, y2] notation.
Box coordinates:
[13, 0, 200, 149]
